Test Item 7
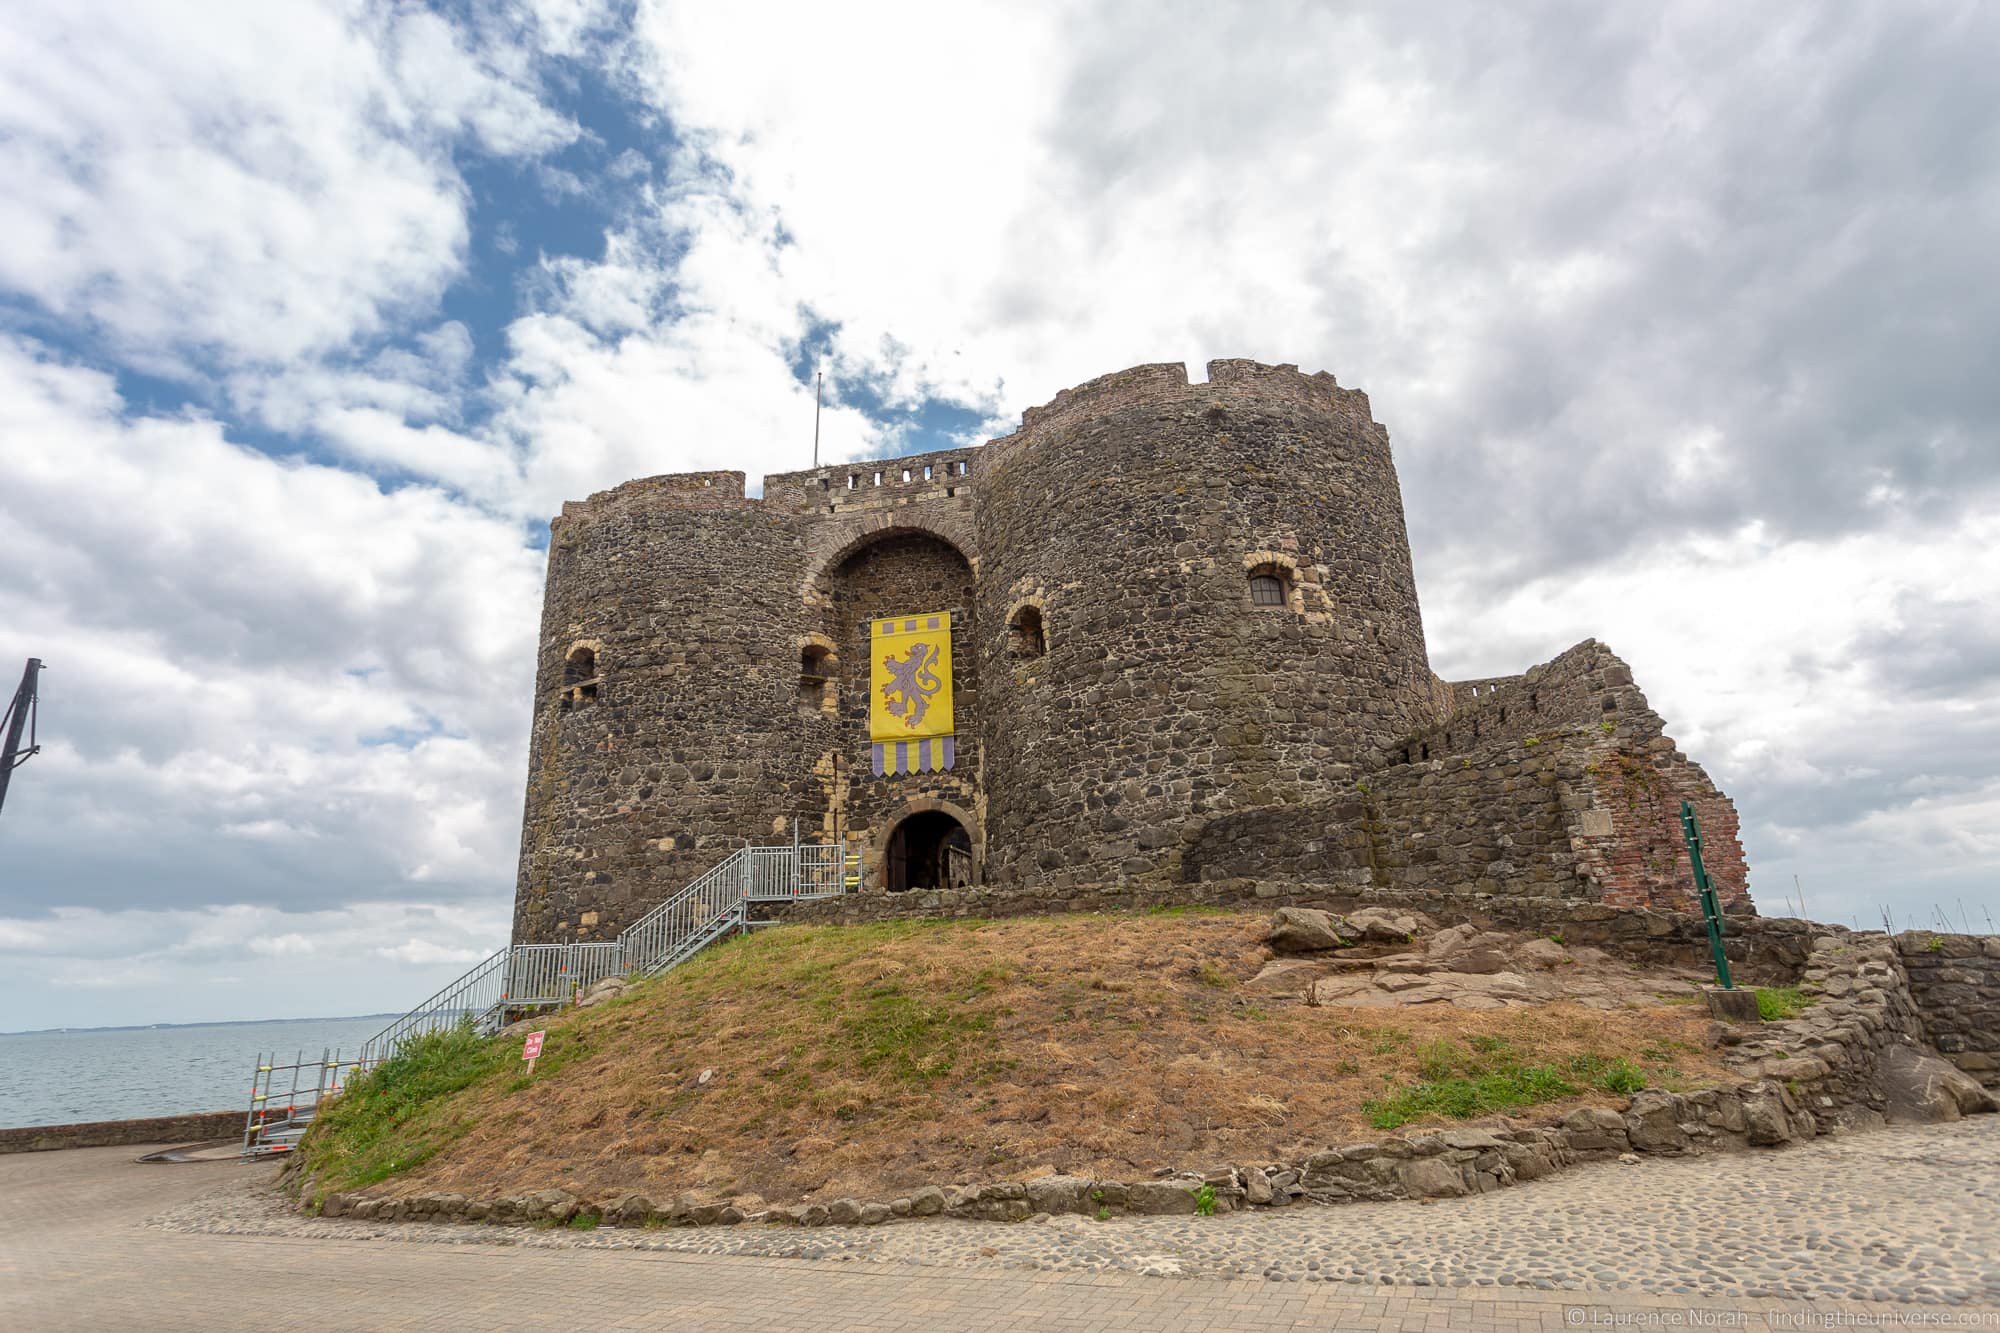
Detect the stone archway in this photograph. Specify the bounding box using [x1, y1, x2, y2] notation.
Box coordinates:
[805, 517, 981, 605]
[877, 799, 980, 892]
[816, 532, 983, 876]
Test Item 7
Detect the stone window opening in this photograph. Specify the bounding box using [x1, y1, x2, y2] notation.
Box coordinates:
[848, 474, 858, 490]
[1008, 603, 1048, 658]
[797, 642, 837, 712]
[923, 464, 934, 480]
[1421, 742, 1430, 761]
[1248, 563, 1293, 609]
[563, 645, 600, 708]
[956, 460, 967, 475]
[1499, 707, 1507, 723]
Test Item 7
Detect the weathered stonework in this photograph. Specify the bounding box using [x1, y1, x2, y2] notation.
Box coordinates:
[513, 360, 1751, 942]
[1896, 931, 2000, 1087]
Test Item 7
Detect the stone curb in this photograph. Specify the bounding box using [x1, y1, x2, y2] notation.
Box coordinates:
[311, 1074, 1821, 1230]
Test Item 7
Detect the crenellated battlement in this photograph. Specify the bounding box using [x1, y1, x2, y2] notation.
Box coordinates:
[763, 447, 979, 517]
[555, 471, 750, 529]
[551, 360, 1385, 534]
[999, 358, 1373, 452]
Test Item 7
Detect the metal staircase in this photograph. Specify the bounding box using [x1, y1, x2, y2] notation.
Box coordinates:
[242, 1048, 368, 1156]
[352, 840, 854, 1065]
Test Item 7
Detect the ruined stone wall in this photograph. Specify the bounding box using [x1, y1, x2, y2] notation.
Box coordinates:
[1897, 931, 2000, 1087]
[1397, 639, 1749, 915]
[1171, 641, 1748, 918]
[974, 359, 1437, 891]
[1386, 638, 1635, 764]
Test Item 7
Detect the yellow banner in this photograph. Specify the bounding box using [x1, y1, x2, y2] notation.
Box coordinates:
[869, 611, 955, 775]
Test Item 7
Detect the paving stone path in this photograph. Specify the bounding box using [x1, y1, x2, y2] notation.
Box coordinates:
[5, 1118, 1998, 1330]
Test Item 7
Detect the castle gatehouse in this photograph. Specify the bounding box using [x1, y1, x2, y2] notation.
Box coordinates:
[512, 359, 1749, 945]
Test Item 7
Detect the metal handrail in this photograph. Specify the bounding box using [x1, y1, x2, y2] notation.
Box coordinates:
[618, 848, 750, 976]
[357, 840, 855, 1063]
[505, 942, 625, 1006]
[358, 947, 510, 1064]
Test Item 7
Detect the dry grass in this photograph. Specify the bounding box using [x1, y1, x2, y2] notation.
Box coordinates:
[302, 911, 1727, 1208]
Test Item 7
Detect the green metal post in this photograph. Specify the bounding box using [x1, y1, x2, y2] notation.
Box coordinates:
[1680, 799, 1734, 989]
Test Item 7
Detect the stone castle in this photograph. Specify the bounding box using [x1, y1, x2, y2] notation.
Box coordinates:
[512, 359, 1750, 945]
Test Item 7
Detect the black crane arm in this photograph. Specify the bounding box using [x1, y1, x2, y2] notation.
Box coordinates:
[0, 657, 45, 816]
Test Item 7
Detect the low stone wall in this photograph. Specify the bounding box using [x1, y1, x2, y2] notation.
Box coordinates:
[1719, 930, 2000, 1131]
[307, 1078, 1823, 1229]
[1897, 931, 2000, 1088]
[0, 1110, 241, 1154]
[1720, 933, 1927, 1121]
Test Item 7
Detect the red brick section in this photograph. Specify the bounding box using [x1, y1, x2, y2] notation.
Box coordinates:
[0, 1110, 241, 1154]
[1582, 744, 1749, 914]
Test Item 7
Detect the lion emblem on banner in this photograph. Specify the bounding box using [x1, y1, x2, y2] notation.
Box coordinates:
[880, 642, 944, 729]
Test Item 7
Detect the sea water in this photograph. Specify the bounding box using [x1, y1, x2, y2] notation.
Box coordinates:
[0, 1015, 394, 1130]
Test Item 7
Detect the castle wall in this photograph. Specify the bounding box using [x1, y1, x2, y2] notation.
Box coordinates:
[512, 360, 1754, 942]
[514, 448, 989, 941]
[974, 359, 1437, 890]
[1178, 641, 1750, 916]
[515, 486, 817, 941]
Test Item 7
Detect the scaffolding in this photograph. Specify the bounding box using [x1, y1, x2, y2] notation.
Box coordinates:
[242, 1047, 366, 1157]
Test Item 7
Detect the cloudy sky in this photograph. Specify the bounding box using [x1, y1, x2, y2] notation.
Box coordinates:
[1, 1, 1995, 1031]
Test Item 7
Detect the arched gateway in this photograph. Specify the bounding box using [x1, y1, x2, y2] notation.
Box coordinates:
[820, 529, 982, 894]
[884, 808, 975, 892]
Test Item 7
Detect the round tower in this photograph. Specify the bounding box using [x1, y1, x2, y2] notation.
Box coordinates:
[972, 359, 1437, 890]
[513, 471, 831, 942]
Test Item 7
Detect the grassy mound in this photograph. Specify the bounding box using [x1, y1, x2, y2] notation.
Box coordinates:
[297, 911, 1725, 1209]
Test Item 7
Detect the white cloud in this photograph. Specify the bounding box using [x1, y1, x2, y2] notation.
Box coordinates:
[375, 939, 492, 966]
[0, 922, 50, 951]
[0, 1, 575, 371]
[0, 337, 543, 917]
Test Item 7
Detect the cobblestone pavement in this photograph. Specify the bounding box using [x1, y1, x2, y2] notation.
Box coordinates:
[4, 1120, 1999, 1330]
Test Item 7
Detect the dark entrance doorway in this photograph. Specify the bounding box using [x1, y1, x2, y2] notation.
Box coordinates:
[885, 811, 974, 892]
